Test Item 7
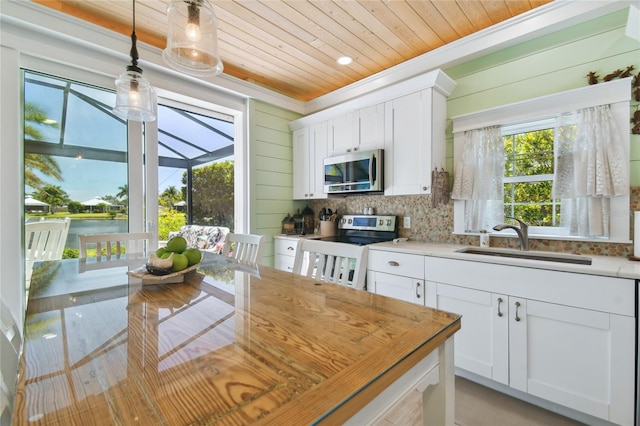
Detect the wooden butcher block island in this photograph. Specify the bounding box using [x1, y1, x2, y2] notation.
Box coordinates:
[13, 252, 460, 425]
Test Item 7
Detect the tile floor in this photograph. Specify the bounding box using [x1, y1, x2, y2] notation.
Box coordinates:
[372, 376, 585, 426]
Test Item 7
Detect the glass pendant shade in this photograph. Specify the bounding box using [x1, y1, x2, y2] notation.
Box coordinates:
[163, 0, 224, 77]
[113, 69, 157, 122]
[113, 0, 156, 122]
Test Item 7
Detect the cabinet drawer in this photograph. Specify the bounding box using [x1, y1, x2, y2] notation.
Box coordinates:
[368, 250, 424, 278]
[275, 255, 295, 273]
[275, 238, 299, 256]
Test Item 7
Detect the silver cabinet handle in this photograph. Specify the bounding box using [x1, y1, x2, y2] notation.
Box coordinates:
[415, 282, 421, 299]
[497, 297, 503, 317]
[387, 261, 399, 266]
[514, 301, 521, 322]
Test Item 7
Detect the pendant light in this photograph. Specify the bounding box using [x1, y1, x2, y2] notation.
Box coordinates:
[163, 0, 224, 77]
[113, 0, 157, 122]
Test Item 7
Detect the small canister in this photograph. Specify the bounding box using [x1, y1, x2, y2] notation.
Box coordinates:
[480, 230, 490, 247]
[282, 214, 296, 235]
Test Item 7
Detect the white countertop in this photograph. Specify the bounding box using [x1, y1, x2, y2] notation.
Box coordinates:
[369, 241, 640, 280]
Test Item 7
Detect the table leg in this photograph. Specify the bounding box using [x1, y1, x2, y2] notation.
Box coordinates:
[421, 337, 455, 426]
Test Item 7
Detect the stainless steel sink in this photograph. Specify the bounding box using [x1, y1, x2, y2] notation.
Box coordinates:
[455, 247, 592, 265]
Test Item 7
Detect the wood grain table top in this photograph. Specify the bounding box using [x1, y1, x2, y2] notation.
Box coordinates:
[14, 252, 460, 425]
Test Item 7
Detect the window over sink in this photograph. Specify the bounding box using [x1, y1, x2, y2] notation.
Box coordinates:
[451, 78, 632, 243]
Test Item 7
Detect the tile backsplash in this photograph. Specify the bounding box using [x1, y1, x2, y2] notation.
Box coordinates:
[309, 187, 640, 257]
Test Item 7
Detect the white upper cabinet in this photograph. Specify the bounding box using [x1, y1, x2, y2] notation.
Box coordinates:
[328, 112, 355, 155]
[328, 103, 385, 156]
[384, 87, 447, 196]
[290, 69, 456, 197]
[357, 103, 385, 152]
[293, 123, 328, 200]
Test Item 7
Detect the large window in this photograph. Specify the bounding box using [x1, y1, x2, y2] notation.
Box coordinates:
[23, 70, 236, 253]
[452, 79, 631, 242]
[502, 120, 561, 233]
[23, 70, 130, 251]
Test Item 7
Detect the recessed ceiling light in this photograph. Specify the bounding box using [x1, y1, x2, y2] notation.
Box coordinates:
[337, 56, 352, 65]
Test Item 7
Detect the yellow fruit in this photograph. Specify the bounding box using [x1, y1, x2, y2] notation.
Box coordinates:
[166, 236, 187, 253]
[183, 248, 202, 266]
[172, 253, 189, 272]
[155, 247, 167, 257]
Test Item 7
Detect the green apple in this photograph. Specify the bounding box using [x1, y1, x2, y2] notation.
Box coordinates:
[172, 253, 189, 272]
[183, 248, 202, 266]
[166, 236, 187, 253]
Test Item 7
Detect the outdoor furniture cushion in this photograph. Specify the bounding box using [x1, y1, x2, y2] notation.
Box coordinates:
[167, 225, 230, 254]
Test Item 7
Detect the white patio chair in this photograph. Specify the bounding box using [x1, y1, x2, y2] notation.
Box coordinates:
[292, 240, 368, 290]
[25, 217, 70, 286]
[79, 232, 153, 259]
[222, 233, 265, 264]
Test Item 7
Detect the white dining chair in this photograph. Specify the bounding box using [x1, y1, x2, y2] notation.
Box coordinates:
[79, 232, 153, 259]
[222, 233, 265, 264]
[1, 375, 12, 426]
[0, 301, 21, 356]
[25, 217, 71, 286]
[292, 240, 369, 290]
[0, 331, 18, 425]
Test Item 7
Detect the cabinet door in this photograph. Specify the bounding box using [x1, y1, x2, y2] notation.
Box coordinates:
[310, 122, 328, 199]
[357, 103, 384, 152]
[509, 298, 635, 425]
[329, 112, 356, 155]
[292, 128, 310, 200]
[435, 283, 508, 384]
[367, 271, 424, 305]
[385, 91, 432, 195]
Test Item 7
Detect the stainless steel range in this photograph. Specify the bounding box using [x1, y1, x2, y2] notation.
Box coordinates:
[320, 214, 398, 245]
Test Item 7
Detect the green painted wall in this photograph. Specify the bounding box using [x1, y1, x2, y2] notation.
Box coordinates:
[248, 99, 305, 266]
[443, 8, 640, 184]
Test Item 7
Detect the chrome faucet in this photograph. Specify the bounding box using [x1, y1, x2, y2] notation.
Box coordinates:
[493, 217, 529, 251]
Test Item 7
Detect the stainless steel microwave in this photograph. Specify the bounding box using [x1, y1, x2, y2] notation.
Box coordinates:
[323, 149, 384, 195]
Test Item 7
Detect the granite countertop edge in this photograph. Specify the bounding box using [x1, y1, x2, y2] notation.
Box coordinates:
[368, 241, 640, 280]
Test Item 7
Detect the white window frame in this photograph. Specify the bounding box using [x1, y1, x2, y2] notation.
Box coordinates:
[452, 78, 632, 243]
[501, 118, 562, 236]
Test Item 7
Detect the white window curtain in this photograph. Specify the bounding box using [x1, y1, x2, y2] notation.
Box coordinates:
[553, 104, 628, 238]
[451, 126, 504, 232]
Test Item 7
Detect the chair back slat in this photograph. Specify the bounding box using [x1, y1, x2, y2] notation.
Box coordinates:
[222, 234, 265, 263]
[292, 240, 369, 290]
[79, 232, 152, 259]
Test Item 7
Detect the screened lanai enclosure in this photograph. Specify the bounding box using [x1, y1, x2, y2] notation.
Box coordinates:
[23, 70, 235, 243]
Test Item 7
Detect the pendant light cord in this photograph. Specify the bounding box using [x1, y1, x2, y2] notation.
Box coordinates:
[128, 0, 141, 73]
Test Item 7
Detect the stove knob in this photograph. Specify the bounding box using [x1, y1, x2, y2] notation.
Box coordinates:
[378, 219, 383, 226]
[347, 218, 352, 224]
[386, 219, 391, 226]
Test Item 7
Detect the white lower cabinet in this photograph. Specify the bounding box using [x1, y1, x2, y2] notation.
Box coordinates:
[367, 250, 435, 307]
[435, 284, 508, 384]
[509, 297, 634, 425]
[428, 256, 635, 425]
[274, 236, 309, 273]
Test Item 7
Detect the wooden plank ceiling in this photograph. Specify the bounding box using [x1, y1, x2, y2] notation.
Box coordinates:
[33, 0, 552, 102]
